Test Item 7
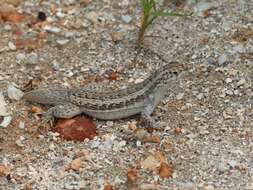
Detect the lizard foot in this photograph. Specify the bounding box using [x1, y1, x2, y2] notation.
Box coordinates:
[140, 94, 161, 130]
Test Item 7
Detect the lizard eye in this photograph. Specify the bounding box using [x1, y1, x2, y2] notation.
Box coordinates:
[172, 71, 178, 75]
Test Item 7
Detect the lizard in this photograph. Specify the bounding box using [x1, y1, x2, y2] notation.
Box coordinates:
[24, 62, 185, 128]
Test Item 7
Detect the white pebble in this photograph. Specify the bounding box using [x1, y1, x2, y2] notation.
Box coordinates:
[225, 89, 233, 96]
[56, 39, 69, 45]
[218, 54, 227, 65]
[237, 78, 246, 87]
[44, 25, 61, 33]
[7, 84, 24, 101]
[27, 52, 38, 65]
[8, 41, 16, 50]
[18, 121, 25, 129]
[134, 78, 144, 84]
[16, 53, 26, 62]
[121, 15, 132, 23]
[176, 92, 184, 100]
[196, 93, 204, 100]
[0, 116, 12, 128]
[225, 78, 232, 83]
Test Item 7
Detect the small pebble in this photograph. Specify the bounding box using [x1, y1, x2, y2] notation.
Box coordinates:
[8, 41, 16, 51]
[225, 78, 232, 83]
[121, 15, 132, 23]
[4, 25, 11, 31]
[44, 25, 61, 33]
[56, 11, 65, 18]
[18, 121, 25, 129]
[0, 116, 12, 128]
[135, 78, 144, 84]
[218, 54, 228, 65]
[27, 52, 38, 65]
[217, 162, 229, 173]
[49, 143, 56, 151]
[37, 11, 47, 21]
[196, 93, 204, 100]
[176, 92, 184, 100]
[225, 89, 233, 96]
[56, 39, 69, 46]
[7, 84, 24, 101]
[228, 160, 237, 168]
[16, 53, 26, 62]
[237, 78, 246, 87]
[52, 60, 60, 71]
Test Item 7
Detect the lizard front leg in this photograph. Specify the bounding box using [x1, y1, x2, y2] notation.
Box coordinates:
[140, 94, 160, 129]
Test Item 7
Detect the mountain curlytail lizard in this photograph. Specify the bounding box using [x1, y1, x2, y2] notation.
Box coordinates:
[24, 62, 185, 128]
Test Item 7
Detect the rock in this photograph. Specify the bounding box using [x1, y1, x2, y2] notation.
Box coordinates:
[111, 31, 124, 42]
[37, 11, 47, 21]
[56, 38, 69, 46]
[194, 1, 214, 15]
[121, 15, 132, 23]
[232, 45, 246, 54]
[52, 60, 60, 71]
[49, 143, 56, 151]
[217, 162, 229, 173]
[225, 78, 232, 83]
[176, 92, 184, 100]
[218, 54, 228, 65]
[228, 160, 238, 168]
[206, 57, 216, 65]
[16, 53, 26, 62]
[86, 11, 99, 24]
[44, 25, 61, 33]
[135, 78, 144, 84]
[0, 116, 12, 128]
[53, 116, 97, 141]
[237, 78, 246, 87]
[196, 93, 204, 100]
[26, 52, 38, 65]
[225, 89, 233, 96]
[56, 11, 65, 18]
[7, 84, 24, 100]
[8, 41, 16, 50]
[18, 121, 25, 129]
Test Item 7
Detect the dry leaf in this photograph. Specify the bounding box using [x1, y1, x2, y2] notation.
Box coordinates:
[107, 72, 118, 81]
[143, 135, 161, 143]
[141, 155, 160, 171]
[159, 163, 173, 179]
[103, 184, 113, 190]
[30, 106, 43, 114]
[232, 27, 253, 43]
[174, 127, 182, 134]
[0, 165, 10, 177]
[154, 152, 167, 164]
[70, 157, 83, 171]
[127, 168, 138, 184]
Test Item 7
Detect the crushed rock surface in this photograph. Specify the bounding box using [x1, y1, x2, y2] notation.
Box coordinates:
[0, 0, 253, 189]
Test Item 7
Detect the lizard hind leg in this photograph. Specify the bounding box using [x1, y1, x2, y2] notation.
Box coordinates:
[47, 103, 82, 119]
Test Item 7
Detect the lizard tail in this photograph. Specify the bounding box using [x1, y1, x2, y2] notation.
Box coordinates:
[23, 88, 69, 105]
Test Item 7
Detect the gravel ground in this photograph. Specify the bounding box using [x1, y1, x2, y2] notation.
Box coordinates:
[0, 0, 252, 189]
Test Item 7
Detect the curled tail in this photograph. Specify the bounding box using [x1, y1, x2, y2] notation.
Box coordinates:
[23, 88, 69, 105]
